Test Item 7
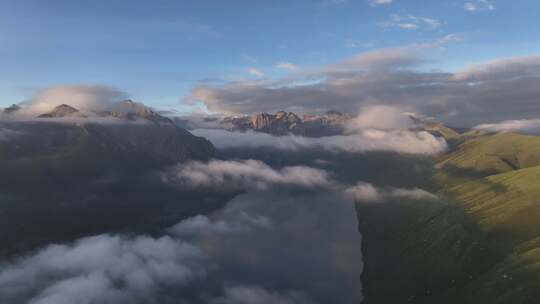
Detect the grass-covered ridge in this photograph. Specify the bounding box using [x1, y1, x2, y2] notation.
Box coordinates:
[438, 132, 540, 177]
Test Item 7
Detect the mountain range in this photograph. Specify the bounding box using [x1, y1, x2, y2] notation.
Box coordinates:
[179, 109, 461, 140]
[0, 101, 217, 200]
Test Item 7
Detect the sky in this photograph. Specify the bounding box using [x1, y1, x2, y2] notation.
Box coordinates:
[1, 0, 540, 124]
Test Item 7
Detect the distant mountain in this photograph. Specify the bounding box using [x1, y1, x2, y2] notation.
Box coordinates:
[211, 110, 336, 137]
[2, 104, 21, 114]
[38, 104, 85, 118]
[28, 100, 173, 124]
[219, 110, 351, 137]
[93, 100, 173, 124]
[217, 110, 462, 139]
[0, 101, 221, 259]
[409, 115, 460, 140]
[0, 100, 215, 171]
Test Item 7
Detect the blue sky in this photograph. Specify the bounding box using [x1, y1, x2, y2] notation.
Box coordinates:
[1, 0, 539, 112]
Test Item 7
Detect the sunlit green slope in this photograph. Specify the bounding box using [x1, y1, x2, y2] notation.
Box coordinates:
[437, 133, 540, 303]
[439, 132, 540, 173]
[358, 131, 540, 304]
[445, 165, 540, 238]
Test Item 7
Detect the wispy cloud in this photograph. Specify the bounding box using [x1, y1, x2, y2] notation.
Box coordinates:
[369, 0, 393, 7]
[464, 0, 495, 12]
[382, 14, 442, 30]
[345, 39, 376, 49]
[248, 68, 265, 78]
[345, 182, 437, 203]
[474, 118, 540, 134]
[214, 285, 315, 304]
[276, 62, 298, 71]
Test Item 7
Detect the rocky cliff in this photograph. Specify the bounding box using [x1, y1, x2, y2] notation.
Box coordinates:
[221, 110, 352, 137]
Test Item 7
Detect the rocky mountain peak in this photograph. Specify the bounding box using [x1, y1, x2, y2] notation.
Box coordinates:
[3, 104, 21, 114]
[217, 109, 460, 139]
[38, 104, 83, 118]
[250, 113, 275, 130]
[220, 110, 351, 137]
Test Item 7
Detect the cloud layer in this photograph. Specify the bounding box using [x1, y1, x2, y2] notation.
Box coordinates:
[161, 159, 332, 190]
[0, 235, 208, 304]
[186, 44, 540, 127]
[192, 128, 447, 155]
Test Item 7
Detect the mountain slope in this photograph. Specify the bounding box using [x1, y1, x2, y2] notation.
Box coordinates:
[445, 165, 540, 238]
[0, 108, 222, 258]
[357, 131, 540, 304]
[438, 132, 540, 174]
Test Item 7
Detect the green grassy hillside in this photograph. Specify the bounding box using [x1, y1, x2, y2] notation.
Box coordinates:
[437, 132, 540, 182]
[445, 165, 540, 239]
[358, 131, 540, 304]
[439, 164, 540, 303]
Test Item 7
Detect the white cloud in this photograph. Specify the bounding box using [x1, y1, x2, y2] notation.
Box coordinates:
[474, 118, 540, 134]
[19, 85, 128, 116]
[345, 182, 437, 203]
[464, 0, 495, 12]
[382, 14, 441, 30]
[276, 62, 298, 71]
[192, 128, 448, 155]
[0, 235, 208, 304]
[346, 106, 415, 131]
[248, 68, 265, 78]
[213, 285, 315, 304]
[369, 0, 393, 7]
[161, 159, 332, 190]
[345, 182, 382, 203]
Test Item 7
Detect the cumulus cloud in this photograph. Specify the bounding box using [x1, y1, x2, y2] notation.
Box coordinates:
[345, 182, 437, 203]
[213, 285, 315, 304]
[19, 85, 128, 116]
[192, 129, 447, 155]
[0, 235, 208, 304]
[346, 105, 415, 131]
[276, 62, 298, 71]
[161, 159, 332, 190]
